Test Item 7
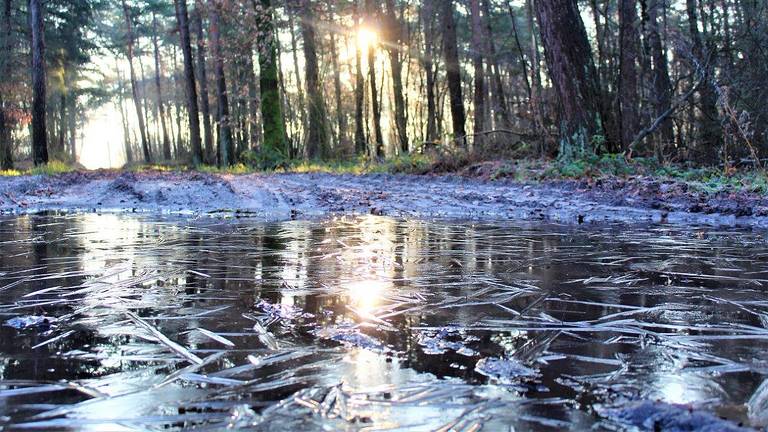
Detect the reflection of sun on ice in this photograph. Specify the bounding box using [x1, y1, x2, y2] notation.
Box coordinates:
[345, 279, 388, 318]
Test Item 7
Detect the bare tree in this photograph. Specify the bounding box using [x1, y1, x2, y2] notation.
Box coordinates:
[441, 0, 467, 146]
[29, 0, 48, 165]
[208, 0, 233, 165]
[535, 0, 604, 157]
[300, 0, 329, 159]
[122, 0, 151, 163]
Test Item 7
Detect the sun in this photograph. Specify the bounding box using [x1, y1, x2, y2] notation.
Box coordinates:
[357, 27, 378, 50]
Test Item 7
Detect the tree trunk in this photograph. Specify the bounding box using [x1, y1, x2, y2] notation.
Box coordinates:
[685, 0, 720, 160]
[329, 29, 347, 152]
[422, 0, 438, 144]
[385, 0, 408, 154]
[208, 0, 233, 166]
[174, 0, 203, 164]
[366, 0, 384, 157]
[300, 0, 329, 160]
[535, 0, 604, 158]
[645, 0, 673, 153]
[58, 91, 66, 156]
[137, 52, 155, 157]
[353, 0, 366, 155]
[115, 61, 133, 164]
[253, 0, 287, 156]
[619, 0, 641, 150]
[440, 0, 467, 146]
[191, 2, 213, 164]
[481, 0, 510, 132]
[287, 7, 306, 147]
[29, 0, 48, 165]
[151, 12, 172, 160]
[0, 0, 11, 169]
[524, 0, 546, 152]
[469, 0, 486, 149]
[122, 0, 151, 164]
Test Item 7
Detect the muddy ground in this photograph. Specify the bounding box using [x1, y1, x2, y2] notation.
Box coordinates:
[1, 170, 767, 226]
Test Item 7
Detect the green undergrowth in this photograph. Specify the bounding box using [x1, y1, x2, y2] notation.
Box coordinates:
[541, 154, 768, 194]
[6, 152, 767, 196]
[0, 160, 75, 176]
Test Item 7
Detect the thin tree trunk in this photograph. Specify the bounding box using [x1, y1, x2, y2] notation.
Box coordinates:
[422, 0, 438, 144]
[58, 91, 66, 156]
[287, 7, 306, 147]
[385, 0, 408, 154]
[646, 0, 673, 154]
[0, 0, 12, 169]
[300, 0, 329, 159]
[30, 0, 48, 165]
[137, 52, 156, 159]
[441, 0, 467, 146]
[174, 0, 203, 164]
[619, 0, 641, 150]
[116, 61, 133, 164]
[470, 0, 486, 149]
[353, 1, 366, 155]
[192, 2, 213, 163]
[482, 0, 510, 131]
[151, 12, 172, 160]
[122, 0, 151, 163]
[685, 0, 720, 160]
[525, 0, 546, 152]
[242, 38, 260, 151]
[208, 0, 233, 166]
[329, 29, 348, 151]
[365, 0, 384, 157]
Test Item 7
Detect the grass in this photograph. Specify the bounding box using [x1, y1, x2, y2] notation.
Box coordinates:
[0, 160, 75, 177]
[4, 153, 767, 196]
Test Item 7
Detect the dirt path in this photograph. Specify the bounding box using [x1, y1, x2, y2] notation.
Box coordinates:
[1, 170, 767, 226]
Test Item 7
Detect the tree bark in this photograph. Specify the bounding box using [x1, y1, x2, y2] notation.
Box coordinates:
[191, 2, 213, 164]
[645, 0, 673, 152]
[535, 0, 604, 157]
[421, 0, 438, 144]
[0, 0, 12, 169]
[483, 0, 510, 131]
[685, 0, 720, 160]
[385, 0, 408, 154]
[365, 0, 384, 157]
[122, 0, 150, 164]
[207, 0, 233, 166]
[151, 12, 172, 160]
[175, 0, 204, 164]
[440, 0, 467, 146]
[353, 1, 366, 155]
[287, 7, 306, 147]
[329, 29, 346, 151]
[253, 0, 287, 156]
[115, 61, 133, 164]
[619, 0, 641, 150]
[300, 0, 329, 159]
[29, 0, 48, 165]
[524, 0, 546, 151]
[469, 0, 486, 149]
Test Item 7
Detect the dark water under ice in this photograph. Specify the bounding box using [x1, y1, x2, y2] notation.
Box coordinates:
[0, 213, 767, 430]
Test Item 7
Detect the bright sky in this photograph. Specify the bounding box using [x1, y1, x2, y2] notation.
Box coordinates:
[79, 103, 126, 169]
[76, 25, 382, 169]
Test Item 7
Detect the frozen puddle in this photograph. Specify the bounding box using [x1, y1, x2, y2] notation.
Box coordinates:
[0, 213, 766, 430]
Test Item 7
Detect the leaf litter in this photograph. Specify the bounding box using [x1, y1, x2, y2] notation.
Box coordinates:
[0, 213, 766, 430]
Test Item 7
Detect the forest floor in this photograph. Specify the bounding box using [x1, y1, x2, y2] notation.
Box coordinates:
[1, 168, 767, 227]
